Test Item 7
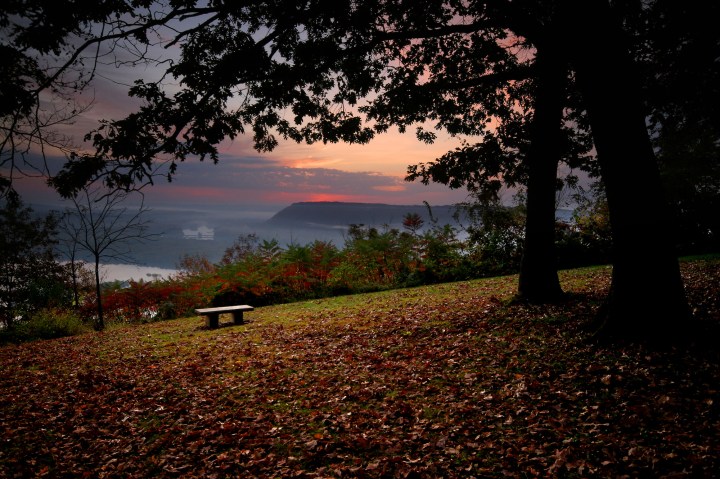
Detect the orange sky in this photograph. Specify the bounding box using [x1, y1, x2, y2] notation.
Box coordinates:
[194, 122, 473, 206]
[15, 78, 474, 209]
[11, 38, 484, 210]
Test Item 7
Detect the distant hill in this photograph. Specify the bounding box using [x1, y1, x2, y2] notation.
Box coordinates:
[266, 202, 461, 229]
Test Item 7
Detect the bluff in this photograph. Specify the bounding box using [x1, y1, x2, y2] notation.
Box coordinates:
[266, 202, 459, 229]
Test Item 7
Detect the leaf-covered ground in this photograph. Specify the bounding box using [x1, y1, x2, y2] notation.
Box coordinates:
[2, 259, 719, 478]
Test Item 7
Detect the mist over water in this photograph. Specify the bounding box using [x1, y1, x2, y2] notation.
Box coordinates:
[47, 203, 355, 279]
[98, 264, 179, 283]
[36, 202, 575, 282]
[137, 204, 349, 268]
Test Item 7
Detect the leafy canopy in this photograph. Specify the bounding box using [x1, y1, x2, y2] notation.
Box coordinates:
[2, 1, 716, 222]
[1, 1, 592, 200]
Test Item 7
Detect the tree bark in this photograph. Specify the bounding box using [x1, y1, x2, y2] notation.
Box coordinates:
[94, 255, 105, 331]
[566, 0, 690, 338]
[517, 33, 566, 302]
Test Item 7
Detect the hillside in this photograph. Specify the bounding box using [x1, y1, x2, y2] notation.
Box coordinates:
[1, 259, 719, 477]
[266, 201, 461, 229]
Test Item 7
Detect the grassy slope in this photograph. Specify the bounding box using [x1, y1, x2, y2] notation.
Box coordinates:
[1, 259, 719, 478]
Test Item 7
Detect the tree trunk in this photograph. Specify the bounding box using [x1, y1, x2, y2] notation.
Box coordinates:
[517, 34, 566, 302]
[94, 256, 105, 331]
[70, 258, 80, 308]
[566, 0, 690, 338]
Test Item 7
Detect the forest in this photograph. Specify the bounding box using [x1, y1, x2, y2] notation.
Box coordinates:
[1, 0, 718, 340]
[1, 193, 613, 339]
[1, 0, 720, 475]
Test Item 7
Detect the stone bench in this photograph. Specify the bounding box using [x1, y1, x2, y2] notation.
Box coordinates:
[195, 305, 254, 328]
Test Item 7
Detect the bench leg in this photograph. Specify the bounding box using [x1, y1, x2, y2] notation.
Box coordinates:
[206, 313, 219, 328]
[231, 311, 244, 325]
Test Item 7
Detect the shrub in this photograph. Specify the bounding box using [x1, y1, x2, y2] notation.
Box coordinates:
[157, 301, 177, 320]
[555, 190, 613, 268]
[1, 308, 89, 342]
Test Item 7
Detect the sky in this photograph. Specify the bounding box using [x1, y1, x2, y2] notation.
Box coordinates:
[143, 126, 474, 208]
[14, 122, 473, 211]
[13, 50, 475, 213]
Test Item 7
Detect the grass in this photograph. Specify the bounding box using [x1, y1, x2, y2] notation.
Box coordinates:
[0, 260, 719, 478]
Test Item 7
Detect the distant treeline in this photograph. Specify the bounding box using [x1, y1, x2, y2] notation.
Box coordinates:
[95, 203, 613, 323]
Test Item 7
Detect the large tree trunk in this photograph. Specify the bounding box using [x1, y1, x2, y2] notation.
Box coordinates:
[567, 0, 690, 338]
[517, 34, 566, 302]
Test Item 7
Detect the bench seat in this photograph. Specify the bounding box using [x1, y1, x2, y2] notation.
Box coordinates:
[195, 305, 254, 328]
